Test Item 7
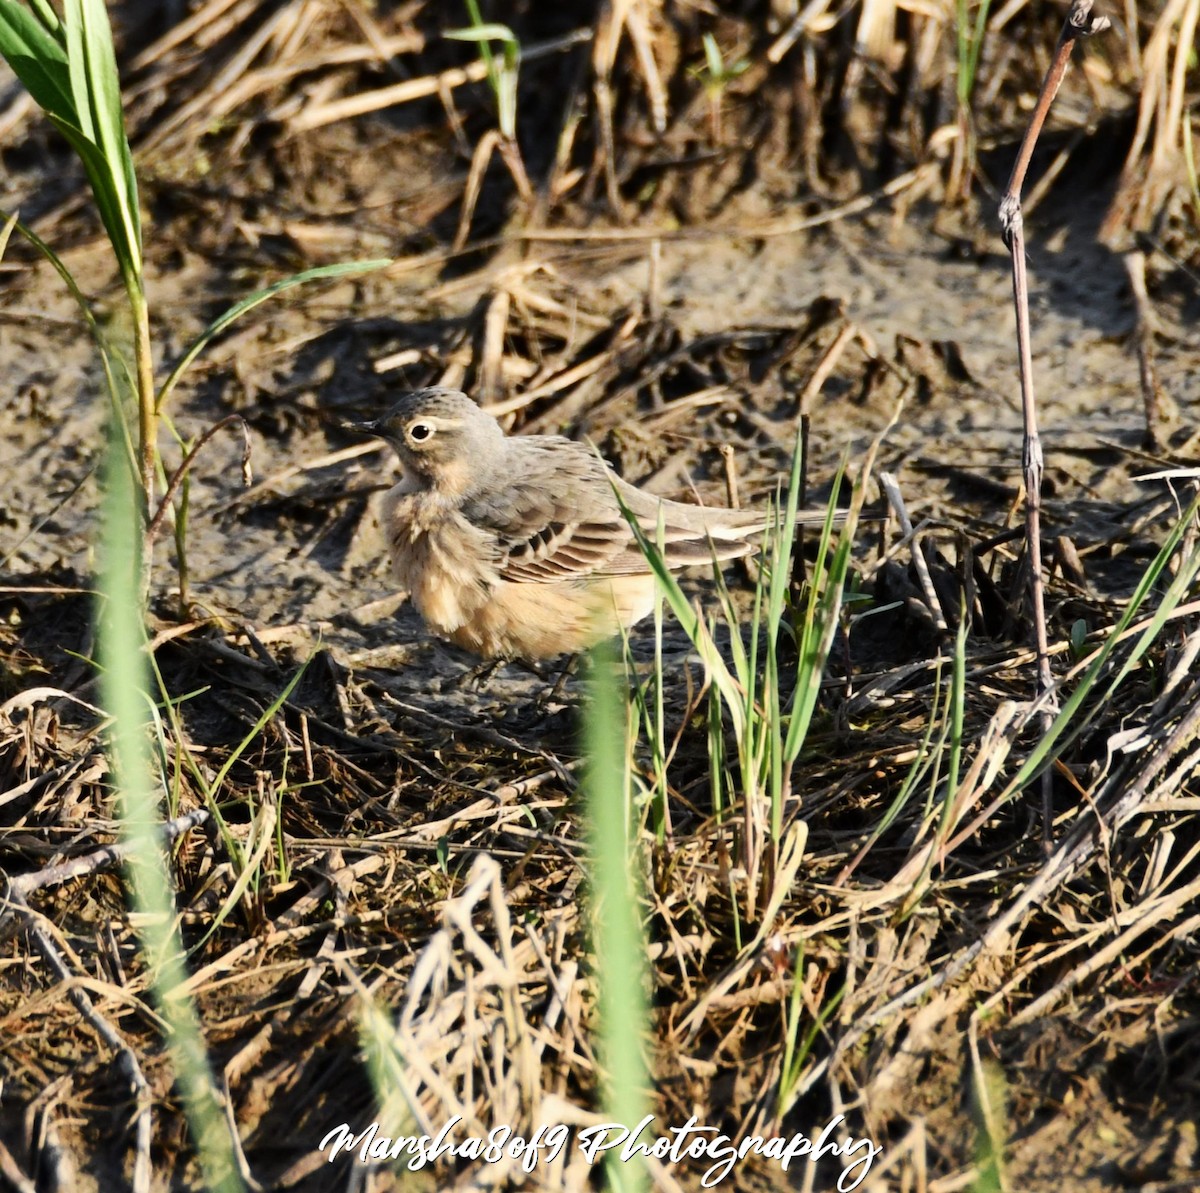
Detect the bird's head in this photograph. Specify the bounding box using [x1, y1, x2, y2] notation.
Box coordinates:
[355, 387, 505, 493]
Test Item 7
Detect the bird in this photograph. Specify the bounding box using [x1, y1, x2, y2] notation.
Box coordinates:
[356, 387, 831, 661]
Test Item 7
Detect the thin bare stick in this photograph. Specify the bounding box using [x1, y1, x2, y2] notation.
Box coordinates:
[1125, 249, 1172, 450]
[287, 29, 592, 134]
[879, 472, 949, 639]
[998, 0, 1110, 849]
[4, 809, 210, 901]
[144, 416, 252, 552]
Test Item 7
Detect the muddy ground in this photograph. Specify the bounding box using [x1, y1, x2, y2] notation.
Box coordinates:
[2, 3, 1200, 1190]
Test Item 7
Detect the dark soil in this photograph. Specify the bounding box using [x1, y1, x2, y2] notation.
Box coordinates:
[2, 3, 1199, 1190]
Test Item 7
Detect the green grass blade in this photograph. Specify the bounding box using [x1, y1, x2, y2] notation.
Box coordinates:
[155, 258, 393, 414]
[652, 591, 667, 830]
[970, 1053, 1008, 1193]
[81, 0, 141, 268]
[946, 600, 967, 798]
[190, 656, 313, 946]
[777, 939, 806, 1106]
[764, 428, 806, 827]
[62, 0, 94, 142]
[206, 658, 312, 801]
[1, 0, 142, 276]
[584, 642, 649, 1193]
[456, 0, 501, 124]
[607, 476, 745, 732]
[0, 1, 74, 117]
[446, 23, 518, 43]
[783, 460, 854, 762]
[1006, 491, 1200, 794]
[955, 0, 971, 107]
[778, 978, 846, 1117]
[98, 424, 245, 1193]
[768, 427, 805, 628]
[27, 0, 63, 39]
[967, 0, 994, 99]
[835, 657, 949, 884]
[44, 112, 139, 266]
[714, 561, 752, 691]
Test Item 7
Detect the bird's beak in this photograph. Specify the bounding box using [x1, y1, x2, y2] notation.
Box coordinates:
[343, 417, 380, 436]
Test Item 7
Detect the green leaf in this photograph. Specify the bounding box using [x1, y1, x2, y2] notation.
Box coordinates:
[703, 32, 723, 76]
[62, 0, 95, 142]
[446, 23, 518, 46]
[0, 0, 75, 120]
[97, 424, 247, 1193]
[26, 0, 63, 41]
[57, 0, 141, 275]
[1, 0, 142, 277]
[78, 0, 140, 263]
[45, 111, 138, 272]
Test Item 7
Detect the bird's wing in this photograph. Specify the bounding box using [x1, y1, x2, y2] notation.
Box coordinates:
[460, 439, 639, 584]
[461, 438, 770, 584]
[612, 476, 769, 567]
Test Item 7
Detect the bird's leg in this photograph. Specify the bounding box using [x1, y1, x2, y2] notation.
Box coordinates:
[455, 656, 508, 690]
[542, 653, 580, 705]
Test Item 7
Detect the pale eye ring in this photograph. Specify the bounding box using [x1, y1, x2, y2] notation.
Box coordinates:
[408, 421, 434, 443]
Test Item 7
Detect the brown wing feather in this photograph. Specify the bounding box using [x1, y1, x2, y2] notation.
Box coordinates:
[460, 436, 767, 585]
[501, 519, 632, 582]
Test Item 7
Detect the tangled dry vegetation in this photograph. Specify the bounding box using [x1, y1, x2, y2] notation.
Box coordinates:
[2, 1, 1200, 1190]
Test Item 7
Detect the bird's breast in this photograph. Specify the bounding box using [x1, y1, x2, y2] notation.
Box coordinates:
[381, 485, 498, 635]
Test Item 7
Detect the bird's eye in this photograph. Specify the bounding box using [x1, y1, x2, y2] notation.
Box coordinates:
[407, 421, 434, 443]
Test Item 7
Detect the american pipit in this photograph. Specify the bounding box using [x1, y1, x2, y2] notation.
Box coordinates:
[358, 387, 830, 660]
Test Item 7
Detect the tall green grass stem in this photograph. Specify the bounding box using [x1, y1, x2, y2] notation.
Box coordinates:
[584, 642, 649, 1193]
[98, 425, 244, 1193]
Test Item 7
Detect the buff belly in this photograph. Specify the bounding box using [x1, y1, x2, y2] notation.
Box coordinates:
[396, 538, 655, 659]
[440, 575, 656, 659]
[412, 568, 656, 659]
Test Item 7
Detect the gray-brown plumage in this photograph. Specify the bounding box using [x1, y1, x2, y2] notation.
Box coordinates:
[360, 387, 823, 660]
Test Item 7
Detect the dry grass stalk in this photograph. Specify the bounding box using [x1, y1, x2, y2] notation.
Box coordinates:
[1099, 0, 1200, 448]
[288, 28, 592, 136]
[3, 5, 1200, 1185]
[1103, 0, 1200, 243]
[1, 809, 209, 1193]
[999, 0, 1111, 847]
